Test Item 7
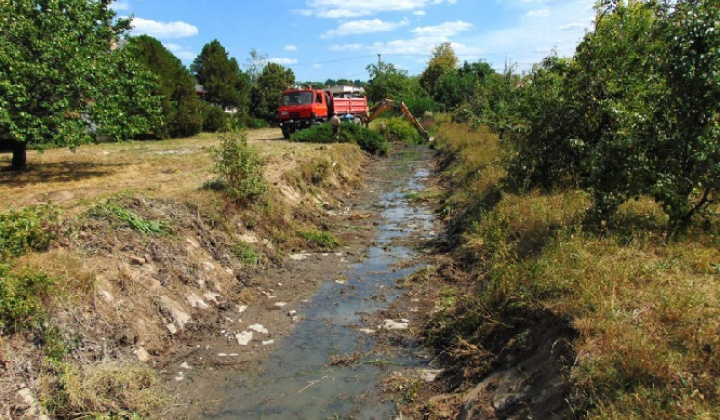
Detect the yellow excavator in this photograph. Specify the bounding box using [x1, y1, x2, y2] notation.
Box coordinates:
[361, 99, 432, 142]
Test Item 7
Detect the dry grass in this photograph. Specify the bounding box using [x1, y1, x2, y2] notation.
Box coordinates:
[429, 122, 720, 417]
[38, 360, 169, 419]
[0, 129, 330, 214]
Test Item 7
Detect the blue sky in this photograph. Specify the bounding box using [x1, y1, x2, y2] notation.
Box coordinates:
[112, 0, 597, 83]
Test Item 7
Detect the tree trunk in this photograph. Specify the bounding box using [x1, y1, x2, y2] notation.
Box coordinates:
[11, 140, 27, 171]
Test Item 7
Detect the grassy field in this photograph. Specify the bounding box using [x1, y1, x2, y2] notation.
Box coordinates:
[425, 122, 719, 418]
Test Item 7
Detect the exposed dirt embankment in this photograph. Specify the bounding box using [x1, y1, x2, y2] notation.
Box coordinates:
[0, 129, 381, 418]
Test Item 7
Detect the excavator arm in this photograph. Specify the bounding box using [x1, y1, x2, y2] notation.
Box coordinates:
[363, 99, 432, 142]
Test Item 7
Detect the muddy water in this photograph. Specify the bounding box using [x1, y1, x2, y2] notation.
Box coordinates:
[211, 147, 435, 419]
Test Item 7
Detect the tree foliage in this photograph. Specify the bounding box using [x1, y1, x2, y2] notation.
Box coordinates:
[127, 35, 203, 138]
[250, 62, 295, 123]
[420, 42, 459, 97]
[191, 40, 250, 113]
[0, 0, 163, 169]
[503, 0, 720, 235]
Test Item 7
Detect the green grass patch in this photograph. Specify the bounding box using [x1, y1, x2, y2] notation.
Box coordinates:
[0, 205, 60, 261]
[232, 241, 262, 266]
[299, 229, 339, 249]
[0, 264, 56, 334]
[87, 199, 172, 236]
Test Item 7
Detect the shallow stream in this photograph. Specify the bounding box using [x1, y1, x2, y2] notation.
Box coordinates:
[211, 146, 435, 419]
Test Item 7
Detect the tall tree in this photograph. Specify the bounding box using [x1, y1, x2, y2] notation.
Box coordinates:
[127, 35, 203, 138]
[251, 62, 295, 122]
[365, 61, 422, 103]
[191, 40, 250, 113]
[0, 0, 162, 170]
[420, 42, 459, 97]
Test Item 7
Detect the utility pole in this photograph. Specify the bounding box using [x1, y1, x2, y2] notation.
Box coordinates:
[378, 53, 382, 67]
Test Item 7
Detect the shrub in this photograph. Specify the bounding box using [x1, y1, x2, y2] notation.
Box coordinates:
[0, 205, 60, 261]
[375, 117, 423, 144]
[0, 264, 56, 334]
[202, 104, 229, 133]
[340, 123, 388, 155]
[210, 131, 267, 204]
[289, 124, 336, 144]
[290, 123, 388, 155]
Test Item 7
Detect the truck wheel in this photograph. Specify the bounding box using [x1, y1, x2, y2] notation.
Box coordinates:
[282, 127, 291, 139]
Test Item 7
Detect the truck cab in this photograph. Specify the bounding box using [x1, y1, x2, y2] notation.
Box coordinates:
[278, 87, 331, 139]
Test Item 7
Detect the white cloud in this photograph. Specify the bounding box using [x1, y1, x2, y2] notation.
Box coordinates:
[329, 43, 364, 51]
[313, 64, 323, 69]
[412, 21, 473, 37]
[270, 57, 299, 65]
[321, 18, 409, 39]
[284, 45, 298, 51]
[302, 0, 458, 18]
[111, 1, 131, 11]
[525, 9, 551, 18]
[131, 17, 198, 39]
[413, 10, 426, 16]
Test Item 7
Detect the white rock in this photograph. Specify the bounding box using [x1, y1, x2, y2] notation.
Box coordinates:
[17, 388, 50, 419]
[249, 324, 269, 334]
[203, 292, 221, 305]
[160, 296, 192, 330]
[237, 305, 248, 313]
[288, 310, 297, 317]
[133, 347, 150, 363]
[262, 339, 275, 346]
[380, 319, 410, 331]
[359, 328, 376, 334]
[186, 293, 209, 309]
[274, 302, 288, 308]
[166, 323, 178, 335]
[180, 362, 191, 370]
[420, 369, 443, 382]
[236, 331, 253, 346]
[290, 253, 312, 261]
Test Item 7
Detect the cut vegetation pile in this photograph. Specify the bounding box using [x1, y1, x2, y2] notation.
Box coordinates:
[412, 123, 719, 418]
[0, 129, 368, 418]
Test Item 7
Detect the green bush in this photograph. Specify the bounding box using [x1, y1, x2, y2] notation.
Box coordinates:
[290, 123, 388, 155]
[289, 124, 336, 144]
[211, 131, 267, 204]
[202, 104, 229, 133]
[0, 205, 59, 261]
[0, 264, 56, 334]
[375, 117, 423, 144]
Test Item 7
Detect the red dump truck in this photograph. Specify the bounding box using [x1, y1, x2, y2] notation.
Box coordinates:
[278, 86, 368, 139]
